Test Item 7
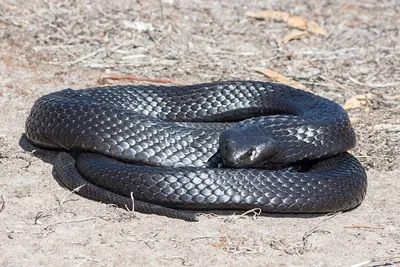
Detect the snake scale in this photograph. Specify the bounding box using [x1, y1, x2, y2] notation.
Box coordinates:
[25, 80, 367, 221]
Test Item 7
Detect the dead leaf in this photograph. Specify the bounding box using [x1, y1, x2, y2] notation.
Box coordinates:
[349, 117, 361, 125]
[211, 242, 226, 248]
[342, 4, 356, 10]
[287, 15, 308, 30]
[281, 30, 309, 43]
[211, 237, 227, 248]
[246, 10, 327, 35]
[246, 10, 289, 21]
[343, 94, 373, 111]
[306, 21, 328, 35]
[252, 68, 309, 91]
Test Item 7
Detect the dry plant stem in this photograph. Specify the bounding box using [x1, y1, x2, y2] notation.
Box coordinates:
[100, 75, 187, 86]
[42, 217, 98, 232]
[344, 225, 385, 229]
[351, 254, 400, 267]
[348, 77, 400, 88]
[238, 208, 262, 219]
[126, 192, 135, 213]
[300, 213, 341, 252]
[70, 47, 106, 66]
[0, 196, 5, 213]
[56, 184, 86, 213]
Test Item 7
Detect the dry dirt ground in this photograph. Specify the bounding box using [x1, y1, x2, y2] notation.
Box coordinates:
[0, 0, 399, 266]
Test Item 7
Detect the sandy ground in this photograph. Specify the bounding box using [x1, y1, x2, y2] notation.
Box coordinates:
[0, 0, 399, 266]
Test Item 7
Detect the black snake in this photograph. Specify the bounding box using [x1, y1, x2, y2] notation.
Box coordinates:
[25, 81, 367, 221]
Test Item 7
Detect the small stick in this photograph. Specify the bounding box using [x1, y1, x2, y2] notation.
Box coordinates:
[70, 47, 106, 66]
[238, 208, 262, 219]
[57, 184, 86, 212]
[348, 77, 400, 88]
[126, 192, 135, 212]
[351, 254, 400, 267]
[100, 75, 187, 86]
[0, 196, 5, 213]
[42, 217, 97, 231]
[344, 225, 385, 229]
[190, 236, 214, 241]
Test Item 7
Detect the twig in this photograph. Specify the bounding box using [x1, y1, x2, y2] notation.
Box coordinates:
[301, 212, 341, 252]
[190, 236, 214, 241]
[100, 75, 187, 86]
[0, 196, 5, 213]
[158, 0, 164, 24]
[238, 208, 262, 219]
[293, 47, 362, 56]
[373, 124, 400, 132]
[351, 254, 400, 267]
[212, 50, 258, 56]
[302, 81, 336, 87]
[161, 256, 187, 265]
[56, 184, 86, 212]
[125, 192, 135, 212]
[42, 217, 97, 231]
[348, 77, 400, 88]
[310, 55, 357, 61]
[344, 225, 385, 229]
[70, 47, 106, 66]
[75, 256, 102, 267]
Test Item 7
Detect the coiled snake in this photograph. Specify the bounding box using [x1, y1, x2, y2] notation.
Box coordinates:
[25, 81, 367, 221]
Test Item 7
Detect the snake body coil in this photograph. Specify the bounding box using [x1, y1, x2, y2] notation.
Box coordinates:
[25, 81, 367, 220]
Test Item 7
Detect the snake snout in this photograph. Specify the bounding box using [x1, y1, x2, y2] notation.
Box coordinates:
[219, 129, 278, 168]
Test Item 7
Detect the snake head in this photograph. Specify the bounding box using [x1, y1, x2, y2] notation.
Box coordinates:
[219, 128, 279, 168]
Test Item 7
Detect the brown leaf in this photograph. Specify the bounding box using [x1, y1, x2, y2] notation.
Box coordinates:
[343, 94, 373, 111]
[245, 10, 289, 21]
[246, 10, 327, 36]
[287, 15, 308, 30]
[211, 242, 226, 248]
[281, 30, 309, 43]
[252, 68, 309, 91]
[306, 21, 328, 35]
[211, 237, 227, 248]
[349, 117, 361, 125]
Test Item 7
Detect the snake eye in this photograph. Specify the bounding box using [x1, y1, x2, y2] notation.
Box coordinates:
[240, 148, 256, 162]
